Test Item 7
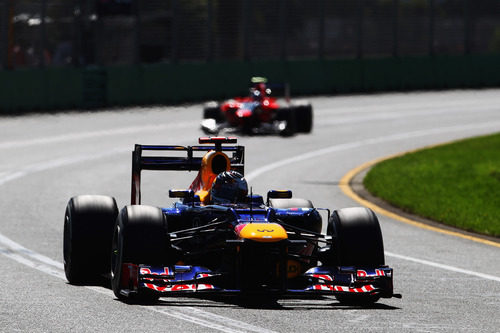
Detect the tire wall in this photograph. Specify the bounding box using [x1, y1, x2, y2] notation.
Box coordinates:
[1, 54, 500, 114]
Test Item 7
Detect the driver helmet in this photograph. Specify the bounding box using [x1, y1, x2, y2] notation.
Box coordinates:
[211, 171, 248, 204]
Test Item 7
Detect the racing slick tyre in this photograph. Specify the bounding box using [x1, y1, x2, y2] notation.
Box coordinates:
[63, 195, 118, 285]
[327, 207, 385, 305]
[203, 101, 224, 122]
[276, 107, 296, 136]
[292, 103, 313, 133]
[111, 205, 172, 303]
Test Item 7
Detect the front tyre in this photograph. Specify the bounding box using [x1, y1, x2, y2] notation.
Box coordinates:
[63, 195, 118, 284]
[111, 205, 171, 303]
[203, 101, 223, 122]
[327, 207, 385, 305]
[276, 107, 296, 136]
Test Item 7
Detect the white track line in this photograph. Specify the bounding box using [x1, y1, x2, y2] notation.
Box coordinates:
[246, 121, 500, 181]
[0, 148, 129, 186]
[0, 233, 63, 270]
[385, 252, 500, 282]
[0, 234, 277, 333]
[0, 142, 276, 332]
[150, 307, 276, 333]
[0, 122, 192, 150]
[246, 121, 500, 283]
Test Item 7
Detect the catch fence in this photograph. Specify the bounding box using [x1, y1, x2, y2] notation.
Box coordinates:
[1, 0, 499, 69]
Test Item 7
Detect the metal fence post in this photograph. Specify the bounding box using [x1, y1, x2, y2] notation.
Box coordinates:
[429, 0, 435, 56]
[40, 0, 47, 67]
[0, 0, 7, 69]
[171, 0, 179, 63]
[279, 0, 287, 60]
[207, 0, 214, 62]
[318, 0, 325, 60]
[242, 0, 250, 61]
[134, 0, 141, 64]
[73, 0, 82, 66]
[357, 0, 364, 59]
[464, 0, 471, 55]
[393, 0, 399, 58]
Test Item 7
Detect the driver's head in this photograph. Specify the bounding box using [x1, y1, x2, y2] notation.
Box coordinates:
[211, 171, 248, 204]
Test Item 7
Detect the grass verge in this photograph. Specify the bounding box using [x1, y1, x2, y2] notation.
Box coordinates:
[364, 132, 500, 238]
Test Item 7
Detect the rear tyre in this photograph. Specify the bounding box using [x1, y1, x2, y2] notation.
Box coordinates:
[111, 205, 171, 303]
[63, 195, 118, 284]
[327, 207, 384, 305]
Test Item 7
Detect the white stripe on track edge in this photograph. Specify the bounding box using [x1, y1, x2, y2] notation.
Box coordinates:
[0, 234, 277, 333]
[245, 121, 500, 283]
[150, 307, 277, 333]
[0, 122, 193, 150]
[246, 121, 500, 181]
[385, 252, 500, 282]
[0, 233, 63, 269]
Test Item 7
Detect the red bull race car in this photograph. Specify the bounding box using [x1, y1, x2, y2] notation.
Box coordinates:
[63, 137, 400, 305]
[201, 77, 313, 136]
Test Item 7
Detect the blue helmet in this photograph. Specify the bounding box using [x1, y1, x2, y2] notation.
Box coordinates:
[211, 171, 248, 204]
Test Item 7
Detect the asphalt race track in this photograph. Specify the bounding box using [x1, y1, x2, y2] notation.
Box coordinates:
[1, 89, 499, 332]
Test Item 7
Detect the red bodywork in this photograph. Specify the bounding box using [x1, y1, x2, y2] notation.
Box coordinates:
[220, 94, 280, 126]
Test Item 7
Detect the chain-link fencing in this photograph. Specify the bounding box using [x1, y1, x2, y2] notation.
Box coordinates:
[1, 0, 499, 69]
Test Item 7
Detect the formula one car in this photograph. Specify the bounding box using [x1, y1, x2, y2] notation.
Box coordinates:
[63, 137, 400, 305]
[201, 77, 313, 136]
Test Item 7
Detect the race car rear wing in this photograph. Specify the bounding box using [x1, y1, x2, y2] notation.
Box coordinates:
[131, 139, 244, 204]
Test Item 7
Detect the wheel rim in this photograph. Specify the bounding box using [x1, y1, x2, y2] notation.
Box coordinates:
[63, 211, 71, 269]
[111, 225, 120, 281]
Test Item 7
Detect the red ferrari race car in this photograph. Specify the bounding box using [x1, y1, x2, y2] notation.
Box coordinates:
[201, 77, 313, 136]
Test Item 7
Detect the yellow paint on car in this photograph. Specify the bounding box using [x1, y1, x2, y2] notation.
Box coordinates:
[238, 223, 288, 242]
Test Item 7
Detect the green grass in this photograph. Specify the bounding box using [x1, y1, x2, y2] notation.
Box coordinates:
[364, 133, 500, 238]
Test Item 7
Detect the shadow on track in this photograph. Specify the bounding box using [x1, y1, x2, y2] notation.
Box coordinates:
[143, 294, 400, 311]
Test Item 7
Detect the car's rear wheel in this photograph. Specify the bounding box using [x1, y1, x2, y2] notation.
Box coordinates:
[327, 207, 385, 305]
[111, 205, 172, 303]
[63, 195, 118, 284]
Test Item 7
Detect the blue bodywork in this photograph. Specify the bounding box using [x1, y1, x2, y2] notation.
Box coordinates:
[120, 140, 400, 302]
[128, 197, 396, 300]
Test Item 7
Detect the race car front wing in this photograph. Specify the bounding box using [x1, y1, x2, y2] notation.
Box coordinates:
[118, 263, 401, 299]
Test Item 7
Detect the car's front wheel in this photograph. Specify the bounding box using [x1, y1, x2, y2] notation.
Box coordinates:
[203, 101, 224, 122]
[327, 207, 385, 305]
[111, 205, 172, 303]
[292, 102, 313, 133]
[276, 108, 296, 136]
